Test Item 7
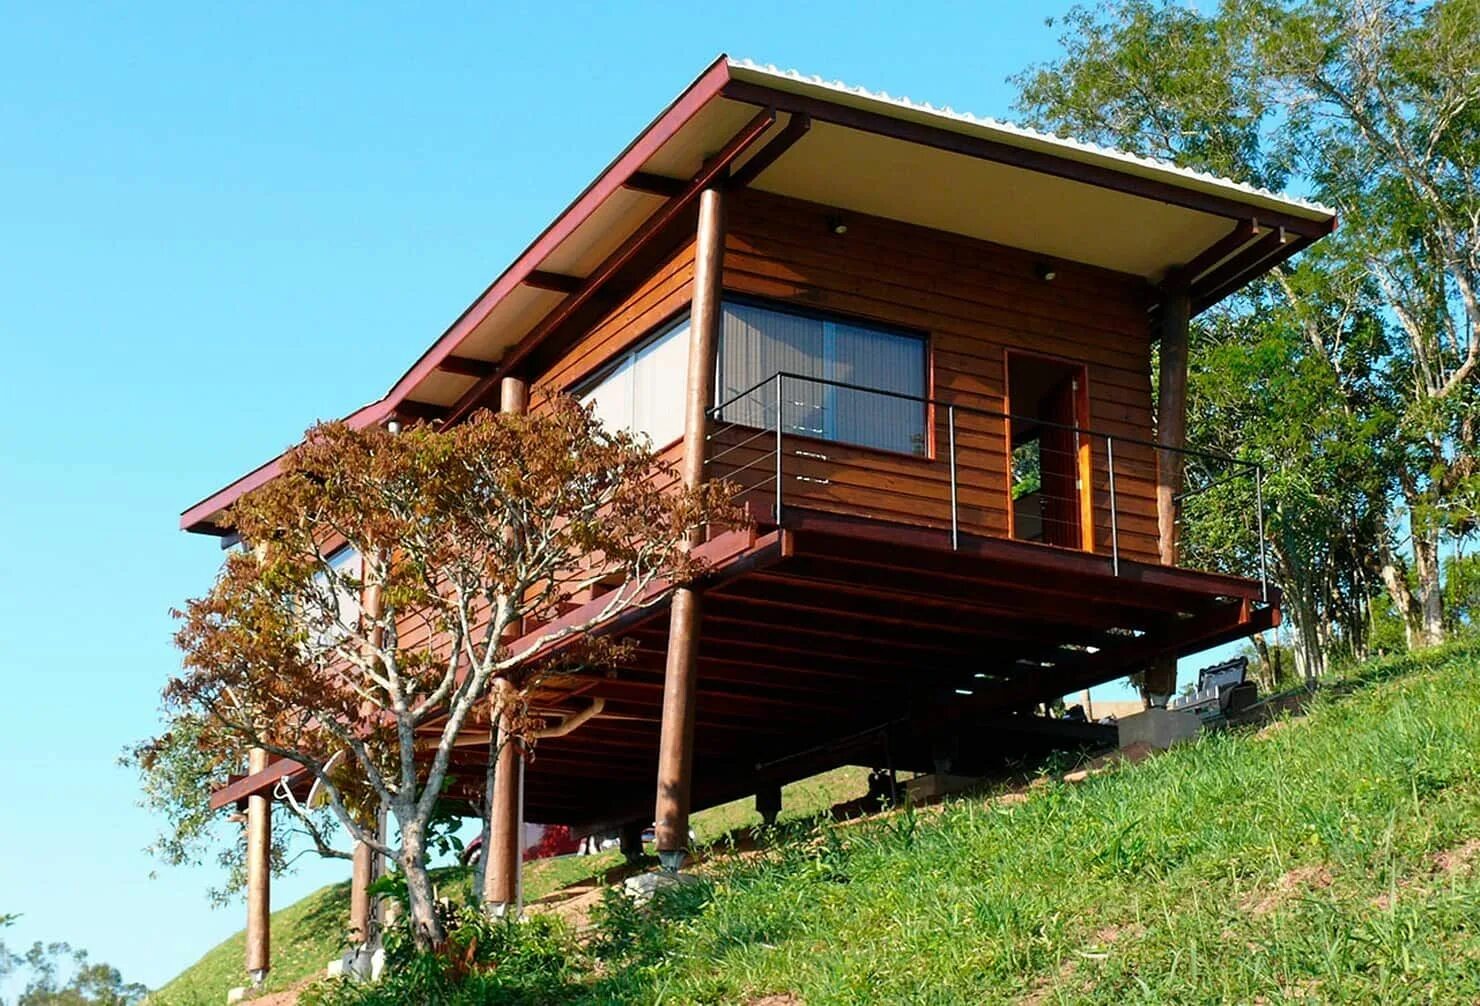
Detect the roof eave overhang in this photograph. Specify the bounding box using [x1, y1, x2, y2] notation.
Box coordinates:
[181, 55, 1336, 535]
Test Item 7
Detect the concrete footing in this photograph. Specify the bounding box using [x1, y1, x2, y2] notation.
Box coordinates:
[904, 772, 982, 802]
[623, 869, 700, 906]
[1117, 707, 1200, 750]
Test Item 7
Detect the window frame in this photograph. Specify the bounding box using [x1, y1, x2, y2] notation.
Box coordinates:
[715, 295, 935, 460]
[570, 311, 693, 452]
[567, 297, 935, 460]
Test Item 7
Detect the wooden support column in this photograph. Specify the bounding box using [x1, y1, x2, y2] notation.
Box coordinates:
[755, 783, 782, 827]
[483, 377, 529, 915]
[653, 184, 725, 870]
[482, 694, 524, 914]
[1147, 282, 1193, 706]
[500, 375, 529, 416]
[348, 838, 375, 946]
[244, 746, 271, 986]
[1155, 283, 1192, 567]
[619, 820, 645, 864]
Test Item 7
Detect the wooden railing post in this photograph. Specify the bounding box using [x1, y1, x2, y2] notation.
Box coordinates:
[654, 183, 725, 870]
[244, 746, 271, 987]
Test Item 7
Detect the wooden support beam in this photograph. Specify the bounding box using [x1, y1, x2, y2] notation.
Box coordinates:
[436, 355, 497, 379]
[499, 375, 529, 415]
[244, 746, 271, 985]
[729, 113, 811, 189]
[755, 783, 782, 826]
[522, 269, 584, 294]
[1192, 229, 1304, 313]
[624, 171, 686, 196]
[654, 180, 727, 868]
[348, 839, 375, 946]
[482, 697, 523, 915]
[1180, 218, 1258, 287]
[445, 107, 775, 423]
[483, 377, 529, 916]
[620, 820, 646, 863]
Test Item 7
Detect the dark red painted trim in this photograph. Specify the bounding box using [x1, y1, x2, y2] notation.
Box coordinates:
[179, 398, 397, 533]
[208, 756, 304, 811]
[383, 57, 735, 416]
[180, 56, 738, 534]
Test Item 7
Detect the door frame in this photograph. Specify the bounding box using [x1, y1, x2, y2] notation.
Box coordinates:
[1003, 349, 1095, 552]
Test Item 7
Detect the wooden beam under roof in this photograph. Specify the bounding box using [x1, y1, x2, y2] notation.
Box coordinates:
[522, 269, 584, 294]
[436, 355, 497, 378]
[445, 107, 778, 422]
[623, 171, 686, 197]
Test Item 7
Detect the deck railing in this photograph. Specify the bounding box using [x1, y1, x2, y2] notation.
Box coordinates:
[705, 372, 1267, 600]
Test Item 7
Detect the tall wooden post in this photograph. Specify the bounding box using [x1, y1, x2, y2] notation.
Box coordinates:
[348, 838, 375, 945]
[654, 184, 725, 870]
[482, 691, 524, 915]
[1145, 281, 1193, 706]
[244, 746, 271, 986]
[1155, 283, 1192, 567]
[500, 375, 529, 416]
[483, 377, 529, 915]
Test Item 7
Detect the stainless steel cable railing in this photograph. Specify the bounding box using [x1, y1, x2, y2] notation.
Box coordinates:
[705, 371, 1268, 600]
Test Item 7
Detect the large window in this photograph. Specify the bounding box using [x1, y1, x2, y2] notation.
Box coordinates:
[716, 301, 928, 455]
[580, 317, 690, 448]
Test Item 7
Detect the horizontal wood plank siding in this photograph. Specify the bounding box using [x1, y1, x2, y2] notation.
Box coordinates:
[516, 190, 1160, 567]
[717, 191, 1160, 564]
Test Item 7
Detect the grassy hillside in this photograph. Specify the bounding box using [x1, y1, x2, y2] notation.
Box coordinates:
[154, 767, 866, 1003]
[161, 640, 1480, 1003]
[585, 640, 1480, 1004]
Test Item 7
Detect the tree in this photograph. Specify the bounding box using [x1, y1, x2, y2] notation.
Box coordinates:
[1256, 0, 1480, 648]
[2, 941, 147, 1006]
[150, 398, 738, 949]
[121, 713, 333, 907]
[1011, 0, 1479, 666]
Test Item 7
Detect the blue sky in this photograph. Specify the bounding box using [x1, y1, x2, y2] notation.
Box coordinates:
[0, 1, 1237, 990]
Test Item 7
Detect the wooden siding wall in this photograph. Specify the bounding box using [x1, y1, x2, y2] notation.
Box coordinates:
[715, 191, 1160, 564]
[526, 190, 1162, 567]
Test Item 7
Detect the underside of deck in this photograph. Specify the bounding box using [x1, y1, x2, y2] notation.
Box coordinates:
[450, 509, 1277, 829]
[212, 510, 1276, 826]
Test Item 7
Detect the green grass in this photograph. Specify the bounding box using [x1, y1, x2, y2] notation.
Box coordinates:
[154, 767, 868, 1002]
[583, 639, 1480, 1004]
[161, 641, 1480, 1003]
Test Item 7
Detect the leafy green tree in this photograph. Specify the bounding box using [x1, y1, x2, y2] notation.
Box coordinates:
[1012, 0, 1478, 668]
[120, 714, 330, 907]
[3, 942, 146, 1006]
[1256, 0, 1480, 648]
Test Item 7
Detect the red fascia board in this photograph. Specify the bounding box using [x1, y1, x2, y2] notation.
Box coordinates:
[180, 55, 736, 535]
[378, 55, 734, 410]
[179, 397, 397, 533]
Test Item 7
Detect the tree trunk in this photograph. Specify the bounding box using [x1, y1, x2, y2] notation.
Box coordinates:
[1249, 633, 1274, 692]
[1413, 530, 1446, 648]
[1380, 533, 1446, 651]
[398, 817, 443, 951]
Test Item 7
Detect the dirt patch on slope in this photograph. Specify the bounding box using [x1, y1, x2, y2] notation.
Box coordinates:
[1240, 865, 1334, 916]
[1431, 838, 1480, 876]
